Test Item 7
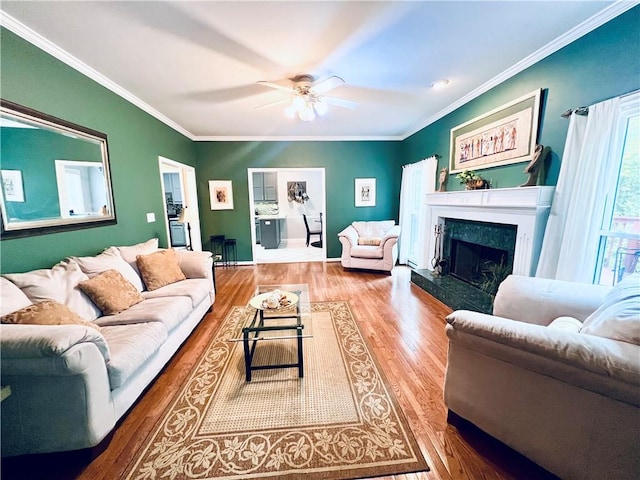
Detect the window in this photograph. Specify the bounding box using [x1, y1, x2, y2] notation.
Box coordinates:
[594, 95, 640, 285]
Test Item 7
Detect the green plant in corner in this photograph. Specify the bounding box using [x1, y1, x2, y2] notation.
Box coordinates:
[478, 258, 511, 297]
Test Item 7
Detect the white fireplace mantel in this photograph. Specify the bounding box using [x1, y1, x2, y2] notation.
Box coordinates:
[422, 186, 555, 276]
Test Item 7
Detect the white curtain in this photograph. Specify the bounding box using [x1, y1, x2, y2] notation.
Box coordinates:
[398, 156, 438, 266]
[536, 97, 621, 282]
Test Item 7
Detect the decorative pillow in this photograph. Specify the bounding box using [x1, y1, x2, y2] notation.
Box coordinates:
[357, 237, 382, 246]
[116, 238, 159, 276]
[1, 301, 101, 331]
[71, 247, 144, 291]
[136, 249, 186, 291]
[581, 274, 640, 345]
[78, 269, 144, 315]
[548, 316, 583, 333]
[175, 250, 212, 279]
[3, 261, 101, 321]
[1, 277, 32, 316]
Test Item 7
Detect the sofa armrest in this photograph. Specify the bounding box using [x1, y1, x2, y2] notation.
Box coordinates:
[0, 324, 110, 362]
[338, 225, 359, 247]
[446, 310, 640, 400]
[493, 275, 609, 325]
[176, 250, 213, 279]
[381, 225, 400, 246]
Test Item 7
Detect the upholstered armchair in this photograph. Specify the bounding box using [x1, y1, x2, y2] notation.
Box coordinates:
[338, 221, 400, 272]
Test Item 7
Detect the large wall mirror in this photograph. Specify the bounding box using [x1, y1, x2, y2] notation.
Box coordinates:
[0, 99, 116, 238]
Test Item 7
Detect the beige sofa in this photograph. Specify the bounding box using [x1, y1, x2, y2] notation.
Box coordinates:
[0, 239, 214, 457]
[338, 220, 400, 272]
[444, 274, 640, 480]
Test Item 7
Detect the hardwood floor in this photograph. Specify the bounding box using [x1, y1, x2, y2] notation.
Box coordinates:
[1, 263, 557, 480]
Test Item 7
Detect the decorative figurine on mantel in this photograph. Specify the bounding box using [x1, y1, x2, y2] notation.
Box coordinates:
[520, 144, 551, 187]
[438, 167, 448, 192]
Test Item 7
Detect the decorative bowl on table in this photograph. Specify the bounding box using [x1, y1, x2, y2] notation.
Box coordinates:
[249, 290, 299, 310]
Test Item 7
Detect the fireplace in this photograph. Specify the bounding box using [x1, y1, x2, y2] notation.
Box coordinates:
[444, 218, 516, 295]
[411, 186, 554, 314]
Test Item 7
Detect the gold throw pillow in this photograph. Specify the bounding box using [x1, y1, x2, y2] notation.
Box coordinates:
[136, 249, 186, 291]
[79, 269, 144, 315]
[1, 301, 101, 331]
[358, 237, 382, 246]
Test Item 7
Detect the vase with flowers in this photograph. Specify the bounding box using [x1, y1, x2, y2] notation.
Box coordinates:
[456, 170, 489, 190]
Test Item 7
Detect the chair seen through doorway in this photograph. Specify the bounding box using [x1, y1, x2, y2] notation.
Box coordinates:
[303, 213, 322, 247]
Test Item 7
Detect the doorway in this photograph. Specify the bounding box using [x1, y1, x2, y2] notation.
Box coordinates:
[158, 156, 202, 251]
[248, 167, 326, 263]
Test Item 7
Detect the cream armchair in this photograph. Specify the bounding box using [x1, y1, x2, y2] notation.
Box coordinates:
[338, 220, 400, 272]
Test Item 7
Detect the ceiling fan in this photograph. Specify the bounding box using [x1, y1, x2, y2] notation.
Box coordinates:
[256, 75, 358, 121]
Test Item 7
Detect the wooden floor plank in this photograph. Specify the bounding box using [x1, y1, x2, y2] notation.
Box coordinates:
[1, 263, 557, 480]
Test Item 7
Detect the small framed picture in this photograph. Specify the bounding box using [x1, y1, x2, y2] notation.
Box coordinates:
[209, 180, 234, 210]
[1, 169, 25, 202]
[355, 178, 376, 207]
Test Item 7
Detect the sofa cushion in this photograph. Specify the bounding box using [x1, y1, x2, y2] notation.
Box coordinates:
[116, 238, 159, 278]
[71, 247, 144, 292]
[136, 249, 186, 291]
[95, 296, 192, 332]
[3, 261, 101, 321]
[0, 277, 32, 316]
[100, 322, 168, 389]
[581, 274, 640, 345]
[141, 278, 211, 307]
[350, 245, 384, 259]
[175, 250, 213, 279]
[352, 221, 395, 239]
[78, 270, 144, 315]
[0, 323, 110, 362]
[1, 301, 101, 332]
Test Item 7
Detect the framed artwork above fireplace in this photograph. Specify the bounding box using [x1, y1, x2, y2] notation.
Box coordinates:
[450, 89, 542, 173]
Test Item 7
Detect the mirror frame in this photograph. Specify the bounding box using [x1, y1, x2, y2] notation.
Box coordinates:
[0, 99, 116, 239]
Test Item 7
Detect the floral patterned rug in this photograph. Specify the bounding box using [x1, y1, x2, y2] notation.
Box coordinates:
[124, 301, 428, 480]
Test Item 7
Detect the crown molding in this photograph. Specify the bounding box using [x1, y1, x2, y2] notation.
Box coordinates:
[401, 0, 640, 140]
[2, 2, 635, 143]
[0, 10, 196, 141]
[192, 135, 403, 142]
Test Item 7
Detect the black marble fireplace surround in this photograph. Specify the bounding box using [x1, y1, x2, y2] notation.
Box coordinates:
[412, 219, 517, 314]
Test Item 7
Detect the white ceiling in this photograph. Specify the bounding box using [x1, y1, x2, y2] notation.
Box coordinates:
[1, 1, 627, 140]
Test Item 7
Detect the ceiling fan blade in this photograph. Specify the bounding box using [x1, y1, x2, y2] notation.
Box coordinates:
[255, 98, 291, 110]
[311, 76, 345, 94]
[257, 81, 295, 93]
[324, 95, 358, 110]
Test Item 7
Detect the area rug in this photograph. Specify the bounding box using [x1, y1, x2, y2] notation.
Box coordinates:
[124, 301, 428, 480]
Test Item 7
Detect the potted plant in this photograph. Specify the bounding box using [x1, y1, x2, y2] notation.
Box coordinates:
[456, 170, 488, 190]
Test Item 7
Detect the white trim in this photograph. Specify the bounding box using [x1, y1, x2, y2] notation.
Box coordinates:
[0, 11, 195, 141]
[401, 0, 639, 139]
[2, 3, 636, 142]
[193, 135, 403, 142]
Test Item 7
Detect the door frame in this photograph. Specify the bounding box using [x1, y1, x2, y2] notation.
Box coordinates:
[248, 167, 326, 263]
[158, 156, 202, 251]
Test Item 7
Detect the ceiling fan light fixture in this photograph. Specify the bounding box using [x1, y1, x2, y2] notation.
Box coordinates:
[299, 103, 316, 122]
[314, 97, 328, 116]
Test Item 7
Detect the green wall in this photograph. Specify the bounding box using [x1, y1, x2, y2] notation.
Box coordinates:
[1, 129, 102, 220]
[1, 6, 638, 272]
[402, 6, 640, 191]
[195, 141, 401, 260]
[0, 28, 196, 273]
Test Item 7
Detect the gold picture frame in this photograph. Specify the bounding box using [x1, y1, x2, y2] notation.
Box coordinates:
[209, 180, 234, 210]
[450, 89, 542, 173]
